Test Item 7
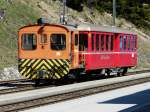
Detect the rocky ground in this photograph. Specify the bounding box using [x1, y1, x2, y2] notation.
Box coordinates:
[0, 67, 24, 81]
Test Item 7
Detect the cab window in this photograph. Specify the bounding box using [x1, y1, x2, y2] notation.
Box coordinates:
[41, 34, 47, 44]
[22, 33, 36, 50]
[50, 34, 66, 50]
[75, 34, 78, 46]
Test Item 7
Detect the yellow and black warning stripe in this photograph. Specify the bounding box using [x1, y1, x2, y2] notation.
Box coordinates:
[18, 59, 70, 80]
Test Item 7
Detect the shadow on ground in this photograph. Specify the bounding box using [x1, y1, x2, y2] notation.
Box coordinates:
[97, 89, 150, 112]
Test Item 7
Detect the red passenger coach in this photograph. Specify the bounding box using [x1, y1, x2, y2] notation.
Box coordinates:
[77, 24, 137, 75]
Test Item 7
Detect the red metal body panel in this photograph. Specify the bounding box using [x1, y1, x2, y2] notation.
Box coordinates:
[79, 31, 137, 71]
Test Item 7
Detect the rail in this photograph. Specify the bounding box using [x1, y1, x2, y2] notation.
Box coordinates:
[0, 70, 149, 111]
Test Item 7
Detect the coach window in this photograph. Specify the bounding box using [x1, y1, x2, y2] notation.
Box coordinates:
[123, 35, 127, 50]
[50, 34, 66, 50]
[22, 33, 37, 50]
[92, 34, 95, 51]
[129, 35, 132, 51]
[131, 36, 133, 51]
[126, 35, 130, 51]
[120, 36, 123, 51]
[134, 36, 137, 51]
[106, 35, 109, 51]
[129, 35, 131, 51]
[99, 35, 101, 50]
[96, 34, 99, 51]
[131, 36, 135, 51]
[79, 34, 88, 51]
[110, 35, 114, 51]
[101, 34, 104, 51]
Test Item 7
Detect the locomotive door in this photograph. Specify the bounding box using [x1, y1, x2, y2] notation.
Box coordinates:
[71, 32, 79, 68]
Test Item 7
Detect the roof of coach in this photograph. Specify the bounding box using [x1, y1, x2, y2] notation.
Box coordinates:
[76, 24, 136, 35]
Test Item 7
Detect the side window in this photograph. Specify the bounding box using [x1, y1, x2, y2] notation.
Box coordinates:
[123, 35, 127, 50]
[79, 34, 88, 51]
[134, 36, 137, 50]
[41, 34, 47, 44]
[127, 35, 130, 51]
[96, 34, 99, 51]
[99, 35, 101, 50]
[106, 35, 109, 51]
[131, 36, 135, 51]
[120, 36, 123, 51]
[92, 34, 95, 51]
[50, 34, 66, 50]
[22, 33, 37, 50]
[131, 36, 133, 51]
[110, 35, 114, 51]
[101, 34, 104, 51]
[75, 34, 78, 46]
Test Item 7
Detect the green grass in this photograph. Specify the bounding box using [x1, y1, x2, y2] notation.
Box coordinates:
[0, 0, 40, 69]
[137, 37, 150, 70]
[0, 0, 150, 70]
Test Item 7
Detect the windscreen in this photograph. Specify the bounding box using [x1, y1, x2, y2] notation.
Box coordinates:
[22, 33, 37, 50]
[50, 34, 66, 50]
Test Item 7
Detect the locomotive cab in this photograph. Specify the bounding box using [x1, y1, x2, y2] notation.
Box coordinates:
[18, 24, 78, 80]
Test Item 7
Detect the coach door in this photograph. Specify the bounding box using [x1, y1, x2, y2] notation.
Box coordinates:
[71, 32, 79, 68]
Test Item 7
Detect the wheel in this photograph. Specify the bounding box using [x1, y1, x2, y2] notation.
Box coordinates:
[117, 72, 122, 77]
[34, 79, 40, 86]
[122, 67, 128, 76]
[106, 69, 111, 77]
[117, 68, 128, 77]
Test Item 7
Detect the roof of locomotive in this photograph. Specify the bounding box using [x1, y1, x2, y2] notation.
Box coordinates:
[19, 23, 77, 32]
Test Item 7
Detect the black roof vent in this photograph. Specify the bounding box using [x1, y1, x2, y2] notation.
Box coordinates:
[37, 18, 49, 25]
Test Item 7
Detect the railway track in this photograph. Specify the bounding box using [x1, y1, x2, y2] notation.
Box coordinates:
[0, 79, 34, 95]
[0, 69, 150, 95]
[0, 71, 150, 112]
[0, 79, 56, 95]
